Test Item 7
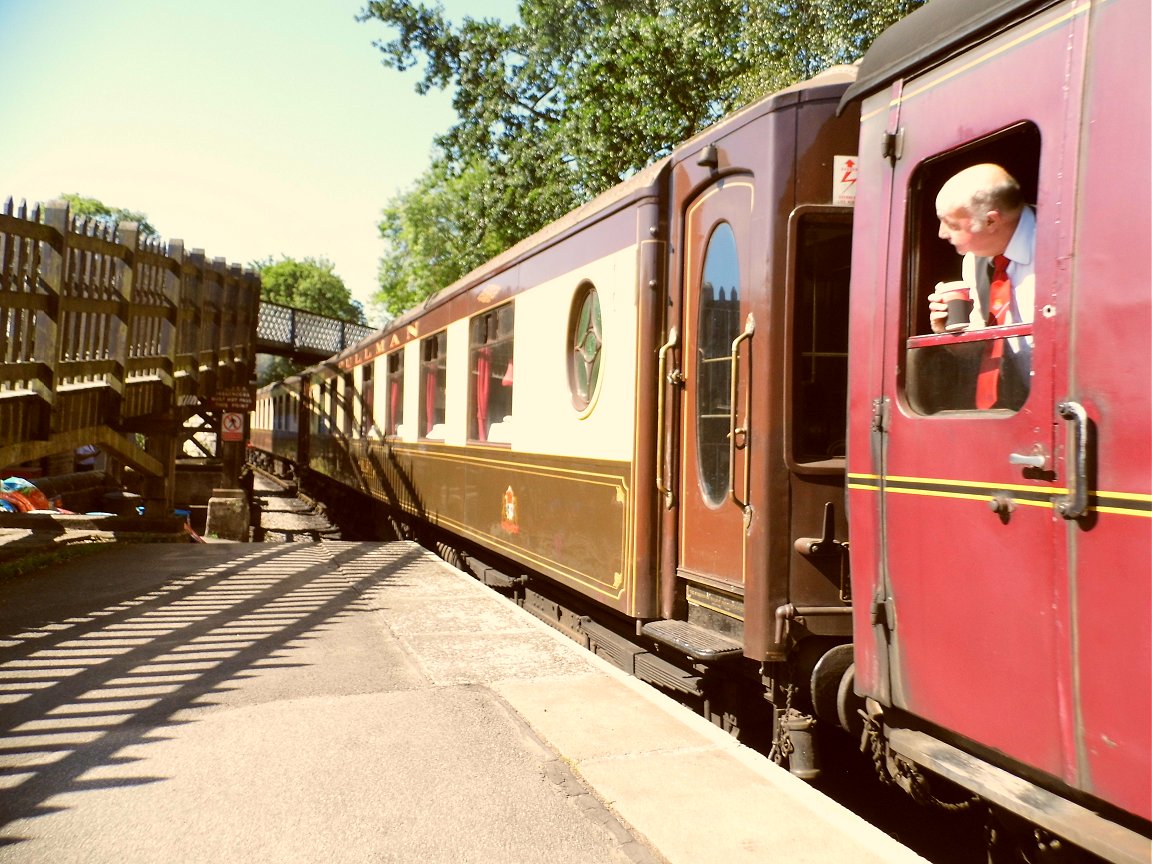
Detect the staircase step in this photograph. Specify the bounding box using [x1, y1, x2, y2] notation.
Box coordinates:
[641, 619, 743, 661]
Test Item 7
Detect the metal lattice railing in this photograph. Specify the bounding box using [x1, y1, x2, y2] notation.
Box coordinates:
[257, 302, 375, 359]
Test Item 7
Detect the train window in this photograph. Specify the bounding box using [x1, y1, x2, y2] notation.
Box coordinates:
[386, 349, 404, 437]
[904, 124, 1040, 415]
[360, 362, 374, 437]
[342, 371, 354, 438]
[419, 331, 447, 439]
[697, 222, 741, 507]
[568, 283, 602, 411]
[316, 380, 328, 434]
[469, 303, 514, 443]
[788, 208, 852, 465]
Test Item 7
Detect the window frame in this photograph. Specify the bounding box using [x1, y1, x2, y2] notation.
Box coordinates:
[468, 302, 515, 444]
[418, 330, 448, 440]
[901, 122, 1041, 417]
[568, 282, 603, 413]
[384, 348, 404, 437]
[784, 205, 853, 474]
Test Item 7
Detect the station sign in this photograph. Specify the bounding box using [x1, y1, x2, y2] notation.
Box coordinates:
[206, 386, 256, 412]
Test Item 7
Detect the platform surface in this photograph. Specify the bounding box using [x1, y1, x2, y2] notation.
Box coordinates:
[0, 540, 925, 863]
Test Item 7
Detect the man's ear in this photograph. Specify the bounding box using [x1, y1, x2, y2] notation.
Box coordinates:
[983, 209, 1002, 232]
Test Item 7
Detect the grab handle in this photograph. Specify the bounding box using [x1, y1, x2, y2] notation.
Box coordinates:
[656, 328, 679, 509]
[1056, 401, 1089, 519]
[728, 314, 755, 513]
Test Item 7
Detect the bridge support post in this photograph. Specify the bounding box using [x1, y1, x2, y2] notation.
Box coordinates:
[140, 427, 177, 517]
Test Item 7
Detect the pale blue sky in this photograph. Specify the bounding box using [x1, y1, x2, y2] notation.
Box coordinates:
[0, 0, 520, 323]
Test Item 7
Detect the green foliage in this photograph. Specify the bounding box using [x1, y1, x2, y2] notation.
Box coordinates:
[377, 159, 509, 316]
[360, 0, 927, 314]
[257, 355, 307, 387]
[253, 256, 367, 385]
[738, 0, 928, 96]
[254, 256, 366, 324]
[60, 192, 158, 236]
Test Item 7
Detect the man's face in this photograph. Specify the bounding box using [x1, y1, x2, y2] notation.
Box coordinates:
[937, 205, 981, 255]
[937, 199, 1005, 257]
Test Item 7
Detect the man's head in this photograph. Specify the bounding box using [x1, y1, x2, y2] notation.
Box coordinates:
[936, 163, 1024, 257]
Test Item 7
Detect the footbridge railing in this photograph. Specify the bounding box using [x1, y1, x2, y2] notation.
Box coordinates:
[257, 302, 375, 362]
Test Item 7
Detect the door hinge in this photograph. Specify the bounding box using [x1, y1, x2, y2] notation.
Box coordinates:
[871, 596, 896, 632]
[881, 128, 904, 163]
[871, 397, 890, 433]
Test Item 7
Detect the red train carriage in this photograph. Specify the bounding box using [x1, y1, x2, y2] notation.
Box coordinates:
[842, 0, 1150, 859]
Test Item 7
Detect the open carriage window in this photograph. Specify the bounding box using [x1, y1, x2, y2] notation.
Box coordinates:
[469, 303, 514, 444]
[788, 206, 852, 466]
[419, 331, 447, 439]
[903, 123, 1040, 415]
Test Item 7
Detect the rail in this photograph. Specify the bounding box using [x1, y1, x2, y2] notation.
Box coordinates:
[257, 302, 375, 361]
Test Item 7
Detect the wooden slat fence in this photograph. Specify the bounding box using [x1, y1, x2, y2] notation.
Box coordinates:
[0, 197, 260, 486]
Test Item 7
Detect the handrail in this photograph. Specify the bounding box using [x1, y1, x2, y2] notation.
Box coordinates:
[655, 327, 679, 509]
[1056, 401, 1089, 519]
[728, 314, 755, 515]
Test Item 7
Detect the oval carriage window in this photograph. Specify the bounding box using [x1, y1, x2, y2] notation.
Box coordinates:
[569, 284, 602, 411]
[697, 222, 741, 507]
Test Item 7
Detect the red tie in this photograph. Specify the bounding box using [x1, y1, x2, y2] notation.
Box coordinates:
[975, 255, 1011, 409]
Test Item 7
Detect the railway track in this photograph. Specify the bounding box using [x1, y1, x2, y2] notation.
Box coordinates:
[249, 469, 341, 543]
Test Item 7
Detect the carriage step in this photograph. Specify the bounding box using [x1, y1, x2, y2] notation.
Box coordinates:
[642, 619, 743, 661]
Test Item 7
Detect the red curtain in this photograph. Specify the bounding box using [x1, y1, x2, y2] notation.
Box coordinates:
[424, 367, 437, 435]
[388, 380, 400, 435]
[475, 348, 491, 442]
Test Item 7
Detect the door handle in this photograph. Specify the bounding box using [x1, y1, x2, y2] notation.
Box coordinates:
[1008, 444, 1049, 470]
[728, 314, 755, 515]
[656, 327, 678, 509]
[1056, 401, 1089, 519]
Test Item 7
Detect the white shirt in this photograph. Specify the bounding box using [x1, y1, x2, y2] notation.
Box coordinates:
[963, 204, 1036, 328]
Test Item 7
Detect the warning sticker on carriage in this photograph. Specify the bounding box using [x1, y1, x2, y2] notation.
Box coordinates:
[221, 412, 244, 442]
[834, 156, 857, 206]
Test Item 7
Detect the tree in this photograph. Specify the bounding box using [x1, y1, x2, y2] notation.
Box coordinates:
[255, 256, 366, 324]
[254, 256, 368, 384]
[377, 158, 509, 316]
[360, 0, 927, 313]
[59, 193, 158, 236]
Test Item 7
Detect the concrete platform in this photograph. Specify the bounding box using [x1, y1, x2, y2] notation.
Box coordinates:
[0, 541, 926, 863]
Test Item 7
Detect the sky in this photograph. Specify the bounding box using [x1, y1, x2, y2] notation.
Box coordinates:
[0, 0, 520, 324]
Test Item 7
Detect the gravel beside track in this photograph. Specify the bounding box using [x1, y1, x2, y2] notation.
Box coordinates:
[250, 473, 340, 543]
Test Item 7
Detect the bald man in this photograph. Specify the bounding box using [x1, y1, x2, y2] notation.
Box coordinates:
[928, 163, 1035, 408]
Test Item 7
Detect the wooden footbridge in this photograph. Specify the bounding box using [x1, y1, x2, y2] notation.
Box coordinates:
[0, 198, 374, 514]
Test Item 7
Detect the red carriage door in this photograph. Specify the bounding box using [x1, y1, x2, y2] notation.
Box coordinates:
[678, 178, 755, 590]
[872, 116, 1069, 778]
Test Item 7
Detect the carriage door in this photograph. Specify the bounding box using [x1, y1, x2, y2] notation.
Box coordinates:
[678, 178, 755, 589]
[876, 118, 1068, 779]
